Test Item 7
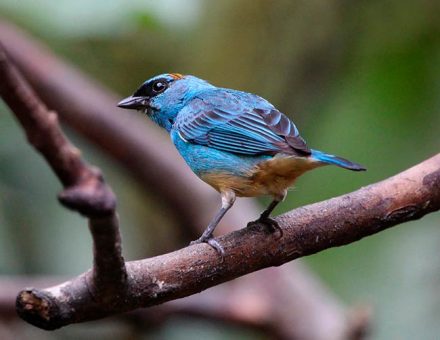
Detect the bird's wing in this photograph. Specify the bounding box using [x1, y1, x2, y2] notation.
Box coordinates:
[174, 90, 311, 156]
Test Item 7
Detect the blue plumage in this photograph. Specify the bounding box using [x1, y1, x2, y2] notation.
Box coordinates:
[310, 149, 365, 171]
[118, 73, 365, 254]
[174, 89, 307, 156]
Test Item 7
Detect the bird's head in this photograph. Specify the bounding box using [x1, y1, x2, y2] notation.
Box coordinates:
[118, 73, 213, 131]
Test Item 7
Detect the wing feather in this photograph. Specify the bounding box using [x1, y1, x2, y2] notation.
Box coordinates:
[174, 90, 310, 156]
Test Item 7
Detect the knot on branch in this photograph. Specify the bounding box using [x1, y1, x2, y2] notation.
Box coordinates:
[58, 169, 116, 217]
[16, 289, 61, 330]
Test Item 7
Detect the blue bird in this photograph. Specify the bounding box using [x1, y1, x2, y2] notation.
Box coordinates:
[118, 73, 365, 254]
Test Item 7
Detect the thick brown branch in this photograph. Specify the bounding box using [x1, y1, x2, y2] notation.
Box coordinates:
[0, 277, 281, 338]
[14, 154, 440, 330]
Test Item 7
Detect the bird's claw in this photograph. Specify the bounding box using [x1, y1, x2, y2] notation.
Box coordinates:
[190, 236, 225, 258]
[247, 216, 283, 238]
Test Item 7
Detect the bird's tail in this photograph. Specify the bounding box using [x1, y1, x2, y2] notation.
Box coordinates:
[311, 149, 366, 171]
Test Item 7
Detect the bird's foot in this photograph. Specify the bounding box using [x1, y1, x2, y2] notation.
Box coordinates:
[190, 236, 225, 258]
[247, 216, 283, 238]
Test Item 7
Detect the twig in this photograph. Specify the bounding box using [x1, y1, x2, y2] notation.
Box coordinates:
[13, 153, 440, 329]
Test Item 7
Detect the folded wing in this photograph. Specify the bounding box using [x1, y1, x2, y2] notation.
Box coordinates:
[174, 89, 311, 156]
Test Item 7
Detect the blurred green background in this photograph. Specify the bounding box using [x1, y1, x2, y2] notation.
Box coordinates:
[0, 1, 439, 339]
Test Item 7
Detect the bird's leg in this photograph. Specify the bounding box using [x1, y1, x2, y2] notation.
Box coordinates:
[247, 192, 285, 237]
[190, 190, 236, 256]
[260, 199, 281, 220]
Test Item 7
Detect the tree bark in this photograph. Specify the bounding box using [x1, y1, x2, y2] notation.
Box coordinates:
[14, 153, 440, 330]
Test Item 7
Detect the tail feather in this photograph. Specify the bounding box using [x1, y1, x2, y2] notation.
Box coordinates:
[311, 149, 366, 171]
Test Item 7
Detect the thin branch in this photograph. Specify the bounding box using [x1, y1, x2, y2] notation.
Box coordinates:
[0, 20, 360, 340]
[88, 215, 127, 306]
[0, 44, 127, 322]
[14, 153, 440, 330]
[0, 44, 115, 217]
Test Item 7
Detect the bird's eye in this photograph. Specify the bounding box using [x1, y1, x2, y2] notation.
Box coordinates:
[152, 80, 167, 93]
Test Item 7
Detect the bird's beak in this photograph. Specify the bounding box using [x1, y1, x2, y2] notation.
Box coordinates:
[117, 96, 149, 110]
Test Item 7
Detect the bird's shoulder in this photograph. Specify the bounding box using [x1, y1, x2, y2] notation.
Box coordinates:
[177, 87, 272, 119]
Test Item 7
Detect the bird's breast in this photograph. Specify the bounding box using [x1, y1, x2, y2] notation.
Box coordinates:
[201, 155, 323, 197]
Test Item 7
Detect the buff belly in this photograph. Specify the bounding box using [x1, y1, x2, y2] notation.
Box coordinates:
[200, 155, 323, 197]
